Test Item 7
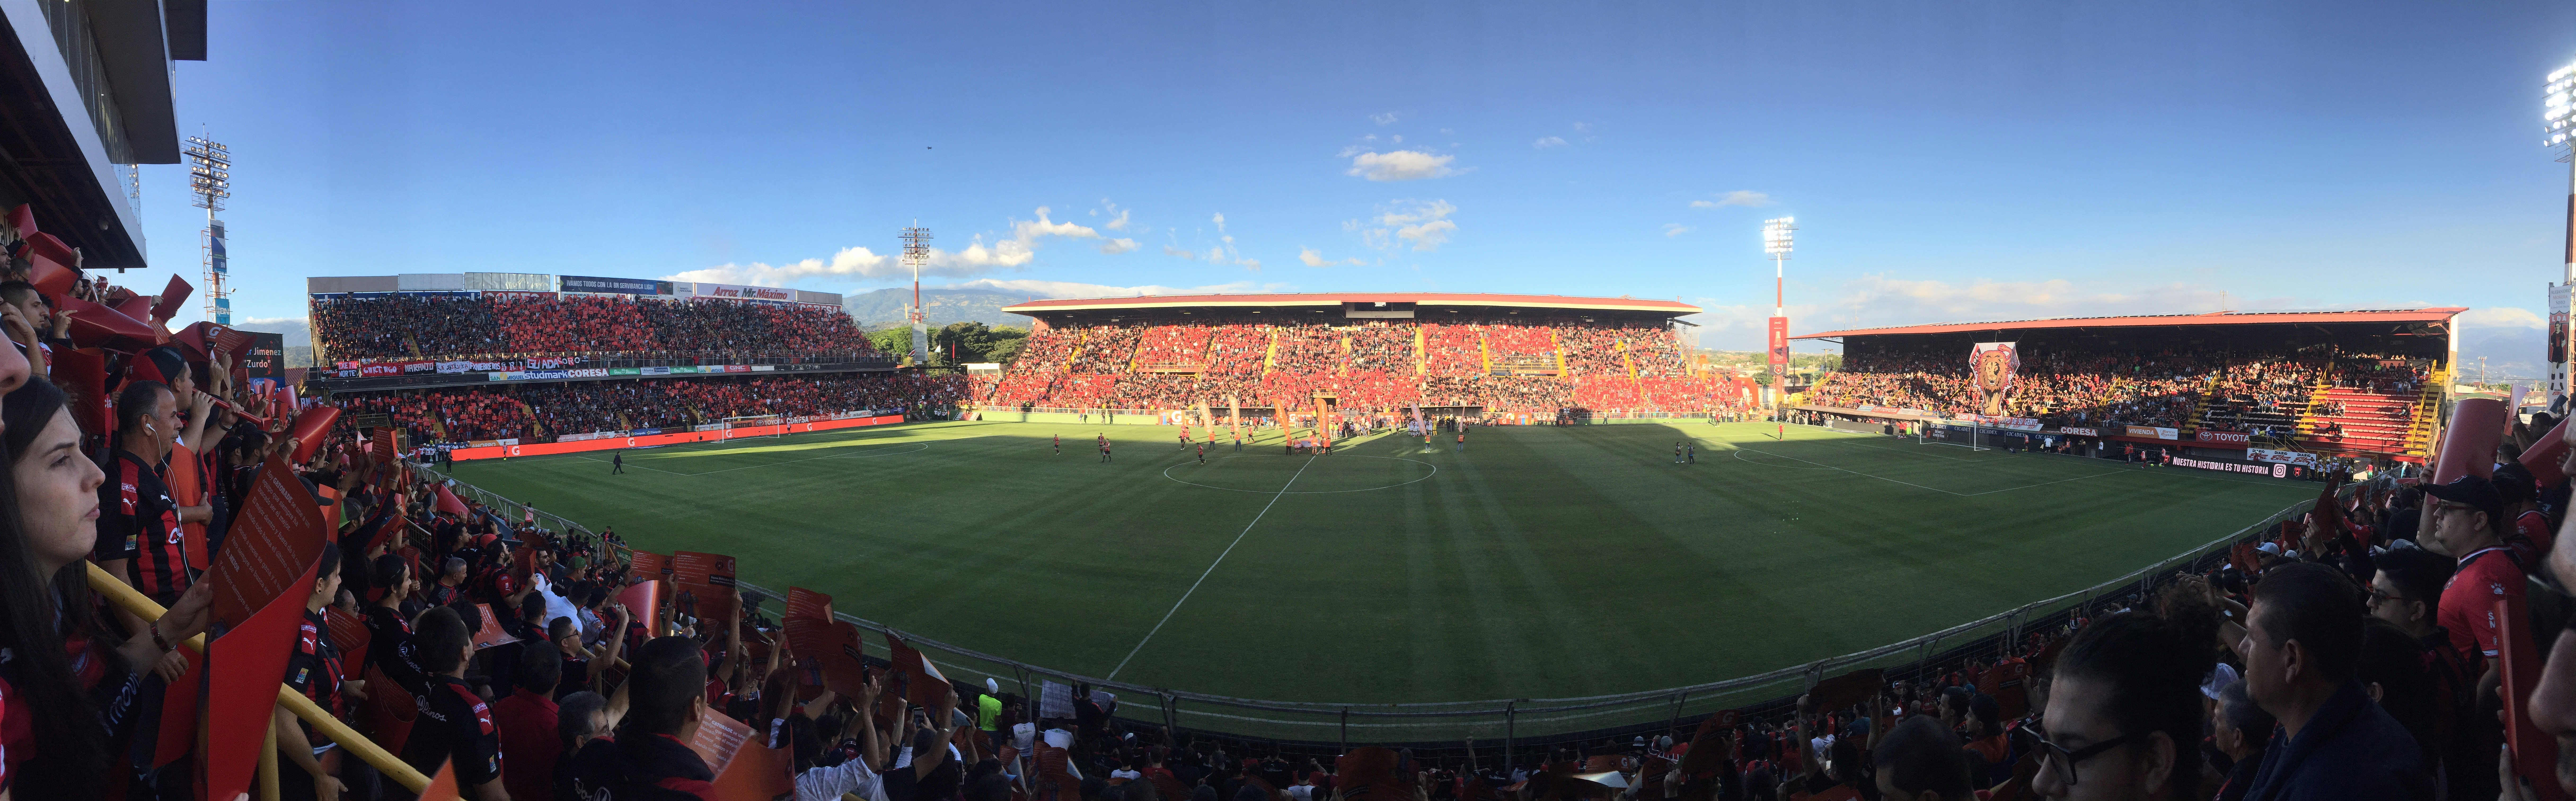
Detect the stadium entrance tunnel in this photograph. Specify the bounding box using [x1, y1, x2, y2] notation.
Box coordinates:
[1163, 453, 1438, 494]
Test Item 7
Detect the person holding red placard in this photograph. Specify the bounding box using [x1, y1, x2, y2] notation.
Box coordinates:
[569, 635, 722, 800]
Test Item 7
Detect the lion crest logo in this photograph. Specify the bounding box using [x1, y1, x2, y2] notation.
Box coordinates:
[1971, 342, 2019, 416]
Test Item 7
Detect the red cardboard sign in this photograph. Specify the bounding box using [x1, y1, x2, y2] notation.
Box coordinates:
[152, 274, 192, 323]
[202, 455, 331, 630]
[672, 551, 739, 634]
[288, 405, 339, 464]
[683, 708, 756, 778]
[2498, 595, 2572, 801]
[200, 557, 322, 801]
[617, 579, 665, 637]
[327, 607, 371, 680]
[887, 632, 950, 708]
[470, 603, 519, 651]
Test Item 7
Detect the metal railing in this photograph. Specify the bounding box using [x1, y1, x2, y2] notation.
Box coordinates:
[401, 454, 2363, 753]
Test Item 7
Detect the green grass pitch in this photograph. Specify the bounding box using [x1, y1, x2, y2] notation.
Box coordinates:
[447, 420, 2314, 706]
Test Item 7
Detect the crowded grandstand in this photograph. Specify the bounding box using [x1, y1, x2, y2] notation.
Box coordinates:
[1793, 309, 2464, 473]
[980, 293, 1762, 419]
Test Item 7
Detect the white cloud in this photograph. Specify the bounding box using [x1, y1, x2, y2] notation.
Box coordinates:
[1369, 112, 1399, 125]
[1099, 238, 1139, 255]
[1163, 245, 1198, 260]
[1663, 223, 1691, 237]
[1298, 247, 1366, 268]
[1689, 190, 1773, 209]
[1346, 150, 1457, 181]
[1212, 212, 1226, 233]
[668, 245, 900, 285]
[2460, 307, 2543, 328]
[1105, 207, 1131, 231]
[1572, 122, 1592, 134]
[670, 206, 1114, 285]
[1356, 199, 1457, 252]
[954, 278, 1300, 299]
[1533, 136, 1567, 149]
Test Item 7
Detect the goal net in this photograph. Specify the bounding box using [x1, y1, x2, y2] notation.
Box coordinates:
[723, 415, 786, 438]
[1919, 422, 1992, 451]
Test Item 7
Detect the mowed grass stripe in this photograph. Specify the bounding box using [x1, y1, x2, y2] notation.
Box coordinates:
[449, 421, 2314, 704]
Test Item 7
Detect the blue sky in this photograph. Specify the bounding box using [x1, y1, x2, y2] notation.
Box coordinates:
[133, 1, 2576, 368]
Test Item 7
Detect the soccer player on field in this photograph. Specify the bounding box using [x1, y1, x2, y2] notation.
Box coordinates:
[1053, 434, 1060, 455]
[1179, 430, 1190, 449]
[1099, 437, 1111, 463]
[1197, 442, 1206, 465]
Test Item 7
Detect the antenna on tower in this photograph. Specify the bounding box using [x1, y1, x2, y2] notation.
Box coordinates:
[900, 224, 932, 365]
[185, 135, 232, 324]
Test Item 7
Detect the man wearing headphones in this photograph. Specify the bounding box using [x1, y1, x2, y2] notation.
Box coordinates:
[94, 379, 209, 607]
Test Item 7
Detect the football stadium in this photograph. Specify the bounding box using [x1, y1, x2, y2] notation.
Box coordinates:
[10, 4, 2576, 800]
[317, 289, 2433, 739]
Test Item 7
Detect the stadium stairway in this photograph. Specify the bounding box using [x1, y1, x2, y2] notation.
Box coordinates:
[513, 398, 548, 440]
[2299, 386, 2426, 455]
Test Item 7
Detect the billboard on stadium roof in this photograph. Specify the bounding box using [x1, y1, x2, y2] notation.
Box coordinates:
[464, 272, 553, 291]
[685, 282, 797, 302]
[795, 290, 843, 306]
[561, 275, 672, 296]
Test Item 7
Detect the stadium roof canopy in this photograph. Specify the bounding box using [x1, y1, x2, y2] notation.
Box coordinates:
[1001, 292, 1700, 323]
[1793, 308, 2468, 340]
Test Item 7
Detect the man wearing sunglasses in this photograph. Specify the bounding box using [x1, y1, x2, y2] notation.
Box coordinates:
[2421, 474, 2523, 679]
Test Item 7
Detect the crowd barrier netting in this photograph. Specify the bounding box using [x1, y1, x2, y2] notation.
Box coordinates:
[403, 452, 2371, 759]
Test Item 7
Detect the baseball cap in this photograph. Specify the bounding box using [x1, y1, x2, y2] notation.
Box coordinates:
[2422, 474, 2506, 522]
[2256, 542, 2282, 556]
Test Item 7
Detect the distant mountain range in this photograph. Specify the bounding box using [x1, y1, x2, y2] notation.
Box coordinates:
[844, 287, 1040, 330]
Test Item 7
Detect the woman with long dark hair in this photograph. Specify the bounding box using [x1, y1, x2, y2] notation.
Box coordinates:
[0, 378, 213, 796]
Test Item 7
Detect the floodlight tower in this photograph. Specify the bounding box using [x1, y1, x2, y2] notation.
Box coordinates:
[900, 225, 932, 365]
[185, 136, 231, 324]
[1761, 217, 1796, 405]
[2547, 61, 2576, 407]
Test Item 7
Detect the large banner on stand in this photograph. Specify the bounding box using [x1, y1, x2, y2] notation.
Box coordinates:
[1971, 342, 2019, 416]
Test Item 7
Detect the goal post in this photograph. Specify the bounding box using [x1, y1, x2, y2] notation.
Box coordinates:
[722, 415, 786, 438]
[1918, 421, 1992, 451]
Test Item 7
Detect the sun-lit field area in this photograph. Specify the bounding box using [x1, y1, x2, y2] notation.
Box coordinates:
[449, 420, 2318, 704]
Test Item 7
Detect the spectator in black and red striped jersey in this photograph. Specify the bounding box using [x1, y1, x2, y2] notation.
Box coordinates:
[276, 541, 355, 801]
[95, 379, 198, 607]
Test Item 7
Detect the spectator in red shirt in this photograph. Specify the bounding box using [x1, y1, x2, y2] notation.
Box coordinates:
[495, 643, 565, 801]
[2421, 474, 2524, 674]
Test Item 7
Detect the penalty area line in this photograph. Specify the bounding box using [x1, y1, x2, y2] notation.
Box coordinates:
[1106, 452, 1319, 681]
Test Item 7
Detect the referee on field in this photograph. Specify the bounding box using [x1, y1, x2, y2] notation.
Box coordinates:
[612, 451, 625, 474]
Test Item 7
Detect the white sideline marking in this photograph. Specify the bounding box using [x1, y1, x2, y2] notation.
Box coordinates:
[575, 442, 927, 477]
[1106, 453, 1319, 681]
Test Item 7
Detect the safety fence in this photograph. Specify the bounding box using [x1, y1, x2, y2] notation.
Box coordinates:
[403, 451, 2363, 762]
